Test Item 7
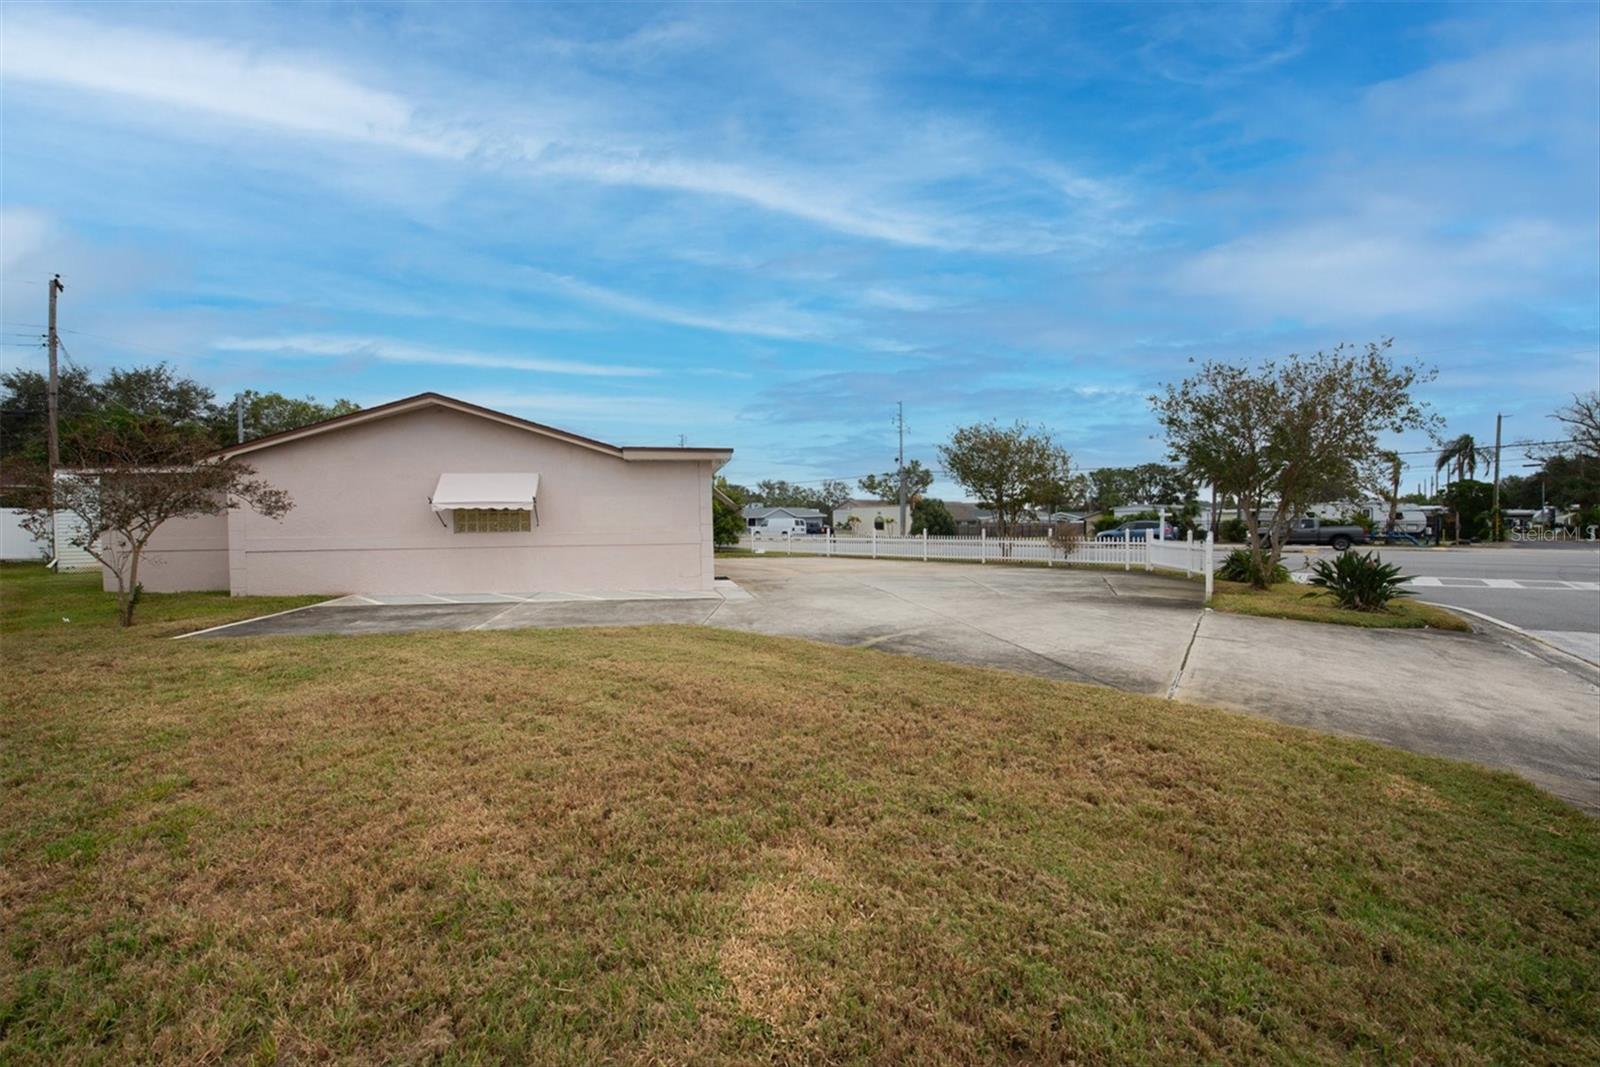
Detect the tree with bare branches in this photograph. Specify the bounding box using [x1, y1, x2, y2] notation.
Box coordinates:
[16, 414, 291, 626]
[1554, 390, 1600, 457]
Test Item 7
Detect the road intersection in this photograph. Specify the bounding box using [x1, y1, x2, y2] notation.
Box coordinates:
[1283, 544, 1600, 664]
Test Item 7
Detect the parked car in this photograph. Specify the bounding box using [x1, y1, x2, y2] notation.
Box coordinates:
[1261, 516, 1369, 552]
[1096, 520, 1178, 541]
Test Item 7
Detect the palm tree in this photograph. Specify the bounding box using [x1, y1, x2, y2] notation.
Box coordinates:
[1435, 434, 1483, 483]
[1381, 450, 1403, 532]
[1435, 434, 1487, 542]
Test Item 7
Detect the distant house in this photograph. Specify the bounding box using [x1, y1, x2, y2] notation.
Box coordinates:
[833, 499, 996, 533]
[742, 505, 824, 536]
[832, 499, 904, 532]
[943, 502, 996, 527]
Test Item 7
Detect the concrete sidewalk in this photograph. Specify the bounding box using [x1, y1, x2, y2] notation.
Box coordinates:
[1174, 612, 1600, 813]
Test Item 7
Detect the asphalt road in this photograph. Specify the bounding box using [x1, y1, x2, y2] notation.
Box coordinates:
[1284, 543, 1600, 662]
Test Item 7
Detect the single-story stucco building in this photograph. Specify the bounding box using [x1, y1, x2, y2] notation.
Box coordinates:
[110, 392, 732, 596]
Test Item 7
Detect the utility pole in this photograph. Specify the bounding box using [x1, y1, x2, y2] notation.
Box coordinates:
[894, 401, 907, 535]
[45, 274, 64, 475]
[1491, 413, 1504, 541]
[236, 393, 246, 444]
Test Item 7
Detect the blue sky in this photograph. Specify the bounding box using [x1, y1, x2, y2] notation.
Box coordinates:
[3, 1, 1597, 497]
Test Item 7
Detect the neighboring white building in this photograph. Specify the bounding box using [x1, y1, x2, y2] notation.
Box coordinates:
[832, 499, 998, 533]
[832, 500, 903, 532]
[1, 508, 49, 562]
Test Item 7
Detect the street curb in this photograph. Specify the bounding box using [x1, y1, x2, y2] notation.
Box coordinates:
[1436, 603, 1600, 672]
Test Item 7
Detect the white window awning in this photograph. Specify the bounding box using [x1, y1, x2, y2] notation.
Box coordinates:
[429, 472, 540, 511]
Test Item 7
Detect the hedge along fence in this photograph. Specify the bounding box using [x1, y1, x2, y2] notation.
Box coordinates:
[742, 529, 1217, 599]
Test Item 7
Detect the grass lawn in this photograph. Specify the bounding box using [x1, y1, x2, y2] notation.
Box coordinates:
[3, 564, 1595, 1065]
[1209, 580, 1473, 631]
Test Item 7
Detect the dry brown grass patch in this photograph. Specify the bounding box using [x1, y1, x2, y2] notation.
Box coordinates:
[3, 566, 1598, 1065]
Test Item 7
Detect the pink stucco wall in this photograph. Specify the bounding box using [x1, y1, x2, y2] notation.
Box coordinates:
[223, 406, 716, 595]
[101, 511, 230, 593]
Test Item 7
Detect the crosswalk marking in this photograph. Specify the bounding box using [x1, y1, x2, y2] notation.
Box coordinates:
[1400, 577, 1598, 591]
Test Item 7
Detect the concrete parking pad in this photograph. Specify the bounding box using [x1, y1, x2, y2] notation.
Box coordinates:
[711, 556, 1204, 693]
[185, 555, 1598, 812]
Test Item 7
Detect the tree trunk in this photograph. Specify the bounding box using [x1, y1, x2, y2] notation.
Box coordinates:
[1241, 498, 1270, 590]
[120, 543, 143, 627]
[111, 567, 130, 629]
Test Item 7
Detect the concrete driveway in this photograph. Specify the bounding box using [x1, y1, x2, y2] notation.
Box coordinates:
[185, 556, 1600, 812]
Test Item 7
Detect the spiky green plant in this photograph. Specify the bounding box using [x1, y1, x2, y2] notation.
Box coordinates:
[1215, 547, 1289, 585]
[1303, 551, 1414, 612]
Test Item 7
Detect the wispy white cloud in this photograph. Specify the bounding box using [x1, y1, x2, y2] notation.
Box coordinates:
[517, 268, 839, 340]
[0, 209, 51, 272]
[0, 9, 1132, 255]
[449, 388, 736, 433]
[532, 150, 971, 250]
[0, 12, 471, 158]
[1174, 215, 1578, 321]
[214, 335, 657, 378]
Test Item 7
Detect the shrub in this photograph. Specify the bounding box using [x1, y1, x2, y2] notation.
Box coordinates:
[1219, 517, 1249, 543]
[1341, 511, 1377, 535]
[1215, 548, 1289, 585]
[911, 498, 956, 536]
[1049, 523, 1085, 557]
[1303, 551, 1413, 612]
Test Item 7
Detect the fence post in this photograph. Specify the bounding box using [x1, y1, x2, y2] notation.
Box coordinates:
[1144, 532, 1153, 573]
[827, 531, 833, 558]
[922, 529, 928, 562]
[1185, 528, 1194, 576]
[1123, 532, 1130, 571]
[980, 528, 987, 564]
[872, 527, 878, 560]
[1204, 530, 1214, 603]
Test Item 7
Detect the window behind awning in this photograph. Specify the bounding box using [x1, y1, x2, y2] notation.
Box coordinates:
[429, 472, 540, 511]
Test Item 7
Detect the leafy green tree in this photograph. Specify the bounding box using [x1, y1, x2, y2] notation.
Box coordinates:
[1152, 340, 1436, 588]
[1444, 479, 1495, 541]
[858, 460, 933, 504]
[2, 363, 359, 465]
[208, 390, 359, 443]
[1501, 456, 1600, 514]
[0, 363, 99, 466]
[750, 480, 813, 508]
[712, 477, 746, 547]
[938, 421, 1072, 536]
[910, 497, 956, 536]
[813, 479, 854, 523]
[1435, 435, 1492, 542]
[1088, 464, 1195, 511]
[97, 364, 216, 426]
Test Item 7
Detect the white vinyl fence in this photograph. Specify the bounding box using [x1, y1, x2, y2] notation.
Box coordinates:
[743, 529, 1216, 598]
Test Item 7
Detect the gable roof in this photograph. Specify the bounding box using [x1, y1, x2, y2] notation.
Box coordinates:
[741, 505, 825, 520]
[216, 392, 732, 466]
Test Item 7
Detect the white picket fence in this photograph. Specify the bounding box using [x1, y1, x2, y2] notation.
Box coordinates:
[743, 529, 1216, 598]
